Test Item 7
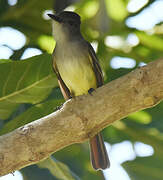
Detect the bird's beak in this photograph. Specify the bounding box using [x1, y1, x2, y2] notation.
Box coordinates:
[47, 14, 61, 22]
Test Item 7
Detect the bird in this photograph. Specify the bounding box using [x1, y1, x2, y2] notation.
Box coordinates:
[48, 11, 110, 170]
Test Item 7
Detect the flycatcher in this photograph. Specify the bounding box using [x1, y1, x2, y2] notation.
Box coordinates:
[48, 11, 110, 170]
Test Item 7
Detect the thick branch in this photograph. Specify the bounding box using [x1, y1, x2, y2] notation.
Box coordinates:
[0, 59, 163, 176]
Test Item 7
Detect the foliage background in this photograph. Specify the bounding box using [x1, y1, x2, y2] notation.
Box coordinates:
[0, 0, 163, 179]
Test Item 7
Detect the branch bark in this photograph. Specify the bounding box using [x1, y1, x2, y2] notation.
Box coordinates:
[0, 59, 163, 176]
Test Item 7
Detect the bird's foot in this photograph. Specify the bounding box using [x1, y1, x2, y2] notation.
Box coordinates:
[88, 88, 95, 95]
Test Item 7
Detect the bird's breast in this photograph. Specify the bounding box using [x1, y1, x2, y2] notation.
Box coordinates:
[55, 43, 97, 96]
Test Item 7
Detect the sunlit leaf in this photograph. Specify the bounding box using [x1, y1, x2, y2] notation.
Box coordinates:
[105, 0, 128, 21]
[38, 35, 56, 53]
[136, 32, 163, 51]
[128, 111, 152, 124]
[76, 0, 99, 19]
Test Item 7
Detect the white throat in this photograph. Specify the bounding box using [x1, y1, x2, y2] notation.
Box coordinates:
[52, 21, 68, 43]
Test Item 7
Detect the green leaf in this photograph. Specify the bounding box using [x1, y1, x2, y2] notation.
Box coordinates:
[0, 54, 57, 120]
[0, 59, 12, 64]
[136, 32, 163, 51]
[54, 143, 105, 180]
[146, 103, 163, 132]
[0, 98, 64, 135]
[77, 0, 99, 19]
[123, 156, 163, 180]
[105, 0, 128, 21]
[38, 157, 79, 180]
[38, 35, 56, 53]
[21, 164, 58, 180]
[128, 111, 152, 124]
[0, 0, 54, 42]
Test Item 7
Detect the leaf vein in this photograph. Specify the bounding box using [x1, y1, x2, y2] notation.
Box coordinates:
[0, 74, 53, 102]
[2, 65, 13, 96]
[15, 63, 31, 91]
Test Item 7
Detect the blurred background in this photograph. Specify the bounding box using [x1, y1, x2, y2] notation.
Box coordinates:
[0, 0, 163, 179]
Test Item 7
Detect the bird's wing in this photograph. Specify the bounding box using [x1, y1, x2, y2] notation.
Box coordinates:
[87, 42, 104, 87]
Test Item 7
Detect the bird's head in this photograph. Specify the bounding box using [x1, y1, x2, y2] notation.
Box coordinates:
[48, 11, 81, 42]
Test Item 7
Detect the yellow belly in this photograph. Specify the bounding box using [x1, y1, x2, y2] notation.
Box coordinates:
[57, 56, 97, 96]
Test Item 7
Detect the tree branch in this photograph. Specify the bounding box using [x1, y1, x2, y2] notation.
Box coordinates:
[0, 59, 163, 176]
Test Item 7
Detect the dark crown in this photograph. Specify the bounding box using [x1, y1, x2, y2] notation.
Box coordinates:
[56, 11, 81, 25]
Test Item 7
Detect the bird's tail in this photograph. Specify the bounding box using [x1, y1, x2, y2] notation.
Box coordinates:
[89, 133, 110, 170]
